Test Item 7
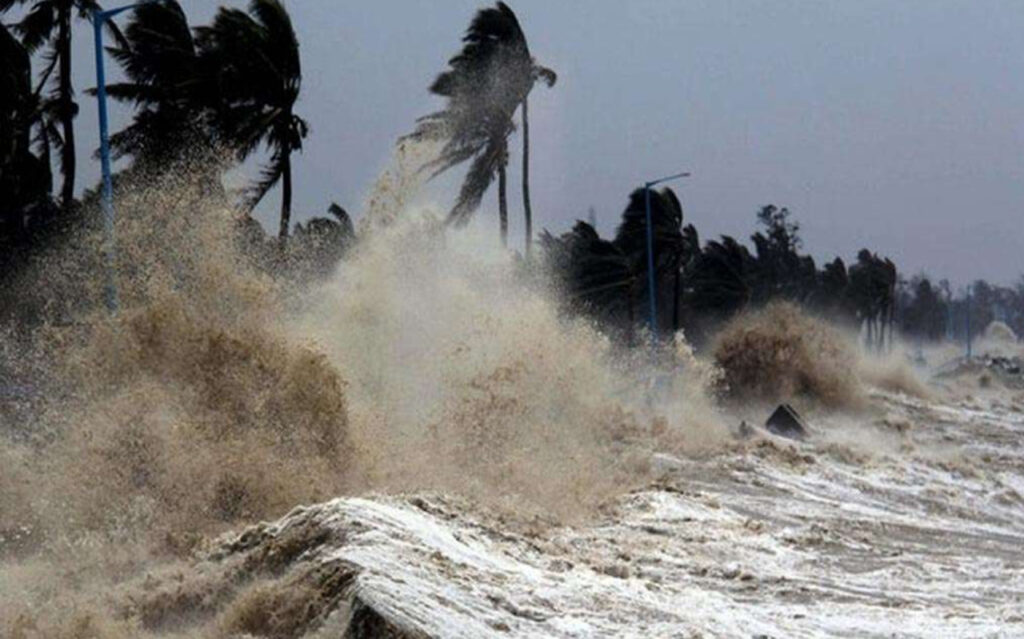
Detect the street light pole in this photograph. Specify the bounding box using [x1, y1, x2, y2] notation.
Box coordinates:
[966, 284, 973, 359]
[92, 1, 157, 311]
[642, 171, 690, 348]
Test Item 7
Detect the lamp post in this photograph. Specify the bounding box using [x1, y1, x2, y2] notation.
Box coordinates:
[966, 284, 973, 359]
[642, 171, 690, 348]
[92, 1, 157, 311]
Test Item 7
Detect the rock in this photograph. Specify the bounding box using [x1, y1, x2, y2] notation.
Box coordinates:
[651, 453, 684, 474]
[765, 404, 807, 440]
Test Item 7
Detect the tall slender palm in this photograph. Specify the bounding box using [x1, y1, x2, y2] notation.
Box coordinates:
[196, 0, 307, 241]
[520, 63, 555, 257]
[407, 2, 552, 249]
[1, 0, 121, 209]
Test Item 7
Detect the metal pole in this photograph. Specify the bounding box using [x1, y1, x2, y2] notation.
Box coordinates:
[641, 171, 690, 349]
[93, 3, 155, 312]
[966, 286, 972, 358]
[644, 184, 657, 346]
[94, 10, 118, 311]
[946, 294, 953, 341]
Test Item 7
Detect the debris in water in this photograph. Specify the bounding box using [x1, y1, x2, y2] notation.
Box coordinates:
[765, 404, 808, 440]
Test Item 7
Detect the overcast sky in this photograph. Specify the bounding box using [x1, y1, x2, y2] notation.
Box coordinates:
[23, 0, 1024, 286]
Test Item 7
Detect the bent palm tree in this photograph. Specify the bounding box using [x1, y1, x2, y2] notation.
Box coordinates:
[100, 0, 207, 167]
[196, 0, 307, 241]
[2, 0, 122, 209]
[406, 2, 552, 249]
[541, 220, 633, 317]
[687, 235, 756, 322]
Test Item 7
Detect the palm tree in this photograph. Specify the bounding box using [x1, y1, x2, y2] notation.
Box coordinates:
[2, 22, 56, 257]
[289, 202, 356, 277]
[816, 257, 851, 319]
[687, 235, 756, 320]
[848, 249, 897, 352]
[1, 0, 122, 209]
[612, 186, 688, 333]
[100, 0, 207, 167]
[541, 221, 633, 319]
[1, 23, 32, 184]
[407, 2, 553, 249]
[2, 23, 38, 241]
[196, 0, 307, 241]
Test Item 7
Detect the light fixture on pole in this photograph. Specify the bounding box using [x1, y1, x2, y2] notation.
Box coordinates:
[642, 171, 690, 348]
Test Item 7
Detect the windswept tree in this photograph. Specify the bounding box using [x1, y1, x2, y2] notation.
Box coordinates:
[196, 0, 307, 241]
[1, 0, 123, 209]
[899, 275, 947, 342]
[749, 205, 816, 304]
[541, 187, 691, 341]
[406, 2, 554, 250]
[289, 202, 356, 277]
[612, 187, 690, 334]
[817, 257, 852, 320]
[100, 0, 209, 168]
[684, 234, 757, 338]
[540, 220, 633, 334]
[849, 249, 897, 351]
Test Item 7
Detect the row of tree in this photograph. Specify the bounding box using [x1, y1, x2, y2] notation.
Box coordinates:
[540, 190, 901, 348]
[898, 275, 1024, 345]
[1, 0, 309, 269]
[2, 1, 556, 269]
[3, 1, 1015, 350]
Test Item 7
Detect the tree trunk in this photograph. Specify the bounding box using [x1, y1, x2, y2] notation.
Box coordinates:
[521, 96, 532, 258]
[672, 257, 681, 333]
[889, 290, 896, 353]
[882, 309, 888, 352]
[884, 305, 891, 353]
[626, 289, 635, 347]
[878, 312, 884, 353]
[498, 163, 508, 248]
[57, 8, 76, 209]
[278, 150, 292, 243]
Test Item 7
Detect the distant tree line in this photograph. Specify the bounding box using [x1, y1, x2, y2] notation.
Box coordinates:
[539, 190, 906, 349]
[897, 275, 1024, 345]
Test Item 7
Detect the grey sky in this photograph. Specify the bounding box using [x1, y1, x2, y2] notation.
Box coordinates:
[33, 0, 1024, 285]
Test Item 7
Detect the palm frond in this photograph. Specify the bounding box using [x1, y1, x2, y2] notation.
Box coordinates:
[534, 64, 556, 87]
[447, 137, 505, 226]
[242, 149, 284, 211]
[16, 2, 56, 54]
[31, 46, 58, 99]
